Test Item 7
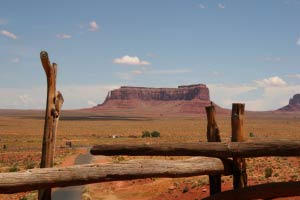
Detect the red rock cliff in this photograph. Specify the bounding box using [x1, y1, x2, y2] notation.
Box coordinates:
[104, 84, 210, 102]
[279, 94, 300, 111]
[92, 84, 227, 116]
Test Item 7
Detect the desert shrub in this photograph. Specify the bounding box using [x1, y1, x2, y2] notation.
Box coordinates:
[182, 186, 189, 193]
[264, 167, 273, 178]
[151, 131, 161, 137]
[9, 164, 20, 172]
[249, 132, 255, 137]
[113, 156, 126, 163]
[25, 161, 35, 169]
[19, 197, 27, 200]
[142, 131, 151, 138]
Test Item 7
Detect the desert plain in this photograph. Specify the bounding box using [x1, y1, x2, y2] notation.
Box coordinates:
[0, 109, 299, 200]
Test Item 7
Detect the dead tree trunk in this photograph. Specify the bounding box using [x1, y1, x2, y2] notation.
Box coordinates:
[38, 51, 64, 200]
[231, 103, 247, 189]
[206, 104, 221, 195]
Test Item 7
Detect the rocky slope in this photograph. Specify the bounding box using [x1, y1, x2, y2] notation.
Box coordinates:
[278, 94, 300, 112]
[91, 84, 226, 116]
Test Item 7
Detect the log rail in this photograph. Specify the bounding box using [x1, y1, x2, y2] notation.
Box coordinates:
[90, 141, 300, 157]
[0, 157, 233, 194]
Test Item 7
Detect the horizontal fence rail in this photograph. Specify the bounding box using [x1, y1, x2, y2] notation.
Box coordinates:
[0, 157, 233, 194]
[203, 181, 300, 200]
[91, 141, 300, 157]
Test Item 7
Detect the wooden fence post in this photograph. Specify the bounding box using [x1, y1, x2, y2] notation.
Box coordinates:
[38, 51, 64, 200]
[231, 103, 247, 189]
[206, 103, 221, 195]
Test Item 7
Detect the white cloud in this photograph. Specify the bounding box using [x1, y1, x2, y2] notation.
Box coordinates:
[131, 70, 144, 75]
[208, 83, 300, 111]
[87, 100, 97, 107]
[208, 75, 300, 111]
[148, 69, 191, 75]
[0, 30, 17, 39]
[11, 57, 20, 63]
[264, 56, 281, 62]
[116, 68, 191, 81]
[286, 74, 300, 79]
[0, 84, 119, 109]
[297, 37, 300, 45]
[56, 34, 72, 39]
[88, 20, 99, 32]
[113, 55, 150, 65]
[218, 3, 226, 9]
[196, 4, 206, 9]
[19, 94, 32, 106]
[255, 76, 287, 87]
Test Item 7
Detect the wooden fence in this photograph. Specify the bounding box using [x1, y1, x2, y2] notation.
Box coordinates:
[1, 51, 299, 200]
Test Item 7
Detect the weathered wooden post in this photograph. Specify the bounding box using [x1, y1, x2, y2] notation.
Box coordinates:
[231, 103, 247, 189]
[38, 51, 64, 200]
[205, 103, 221, 195]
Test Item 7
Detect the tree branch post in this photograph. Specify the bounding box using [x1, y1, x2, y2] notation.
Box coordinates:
[38, 51, 64, 200]
[231, 103, 247, 189]
[206, 103, 222, 195]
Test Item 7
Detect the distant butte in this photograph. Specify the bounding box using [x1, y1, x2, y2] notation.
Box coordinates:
[279, 94, 300, 112]
[91, 84, 227, 116]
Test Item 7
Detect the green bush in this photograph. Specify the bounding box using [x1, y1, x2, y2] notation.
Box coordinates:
[151, 131, 161, 137]
[264, 167, 273, 178]
[142, 131, 151, 138]
[249, 132, 255, 137]
[9, 164, 20, 172]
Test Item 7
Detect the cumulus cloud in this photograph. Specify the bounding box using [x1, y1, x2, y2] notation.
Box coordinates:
[208, 75, 300, 111]
[113, 55, 150, 65]
[208, 82, 300, 111]
[56, 34, 72, 39]
[88, 20, 99, 32]
[255, 76, 287, 87]
[1, 30, 17, 39]
[218, 3, 226, 9]
[11, 57, 20, 63]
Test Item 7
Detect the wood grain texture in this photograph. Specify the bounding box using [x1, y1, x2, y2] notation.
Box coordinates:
[0, 157, 232, 194]
[39, 51, 63, 200]
[231, 103, 247, 189]
[203, 181, 300, 200]
[91, 141, 300, 157]
[206, 105, 221, 195]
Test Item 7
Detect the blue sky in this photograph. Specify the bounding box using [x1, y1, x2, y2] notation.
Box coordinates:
[0, 0, 300, 110]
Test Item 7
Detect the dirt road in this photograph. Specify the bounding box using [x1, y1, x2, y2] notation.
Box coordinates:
[52, 148, 92, 200]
